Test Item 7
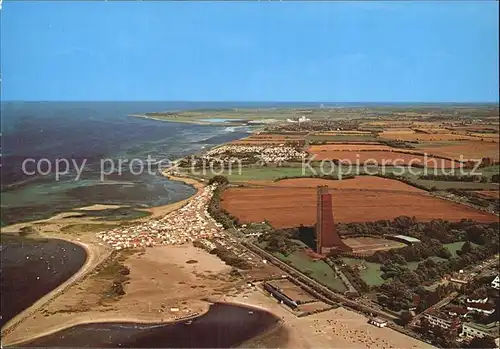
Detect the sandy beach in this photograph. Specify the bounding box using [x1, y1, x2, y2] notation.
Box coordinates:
[224, 289, 435, 349]
[1, 241, 241, 346]
[1, 174, 204, 344]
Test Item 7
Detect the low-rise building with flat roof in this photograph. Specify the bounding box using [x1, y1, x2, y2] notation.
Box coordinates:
[424, 312, 461, 330]
[461, 321, 500, 346]
[369, 317, 388, 328]
[388, 235, 421, 245]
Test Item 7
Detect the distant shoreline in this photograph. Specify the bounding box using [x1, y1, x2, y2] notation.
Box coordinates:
[130, 113, 217, 125]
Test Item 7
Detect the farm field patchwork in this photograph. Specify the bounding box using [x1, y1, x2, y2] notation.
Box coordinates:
[415, 140, 499, 161]
[221, 178, 497, 228]
[379, 131, 480, 142]
[306, 149, 458, 168]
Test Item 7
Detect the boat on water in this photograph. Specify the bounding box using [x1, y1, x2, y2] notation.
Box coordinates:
[184, 320, 193, 325]
[248, 311, 254, 315]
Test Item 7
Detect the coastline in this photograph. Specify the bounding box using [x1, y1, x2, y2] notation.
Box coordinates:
[0, 173, 208, 345]
[130, 113, 224, 126]
[5, 300, 280, 347]
[4, 308, 209, 347]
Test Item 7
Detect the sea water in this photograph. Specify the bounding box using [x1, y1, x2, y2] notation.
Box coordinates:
[1, 101, 250, 224]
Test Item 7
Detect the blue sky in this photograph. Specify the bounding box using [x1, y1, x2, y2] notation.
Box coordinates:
[1, 1, 498, 102]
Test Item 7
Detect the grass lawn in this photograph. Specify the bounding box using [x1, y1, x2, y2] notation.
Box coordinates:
[444, 242, 466, 257]
[443, 241, 479, 257]
[274, 250, 347, 293]
[407, 256, 447, 270]
[342, 258, 386, 286]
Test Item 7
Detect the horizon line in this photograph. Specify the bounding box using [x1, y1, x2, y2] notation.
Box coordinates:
[2, 100, 499, 105]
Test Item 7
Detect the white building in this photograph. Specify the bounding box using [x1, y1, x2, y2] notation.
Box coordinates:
[466, 302, 496, 316]
[424, 313, 459, 330]
[491, 275, 500, 290]
[467, 297, 489, 304]
[369, 317, 388, 328]
[461, 321, 500, 346]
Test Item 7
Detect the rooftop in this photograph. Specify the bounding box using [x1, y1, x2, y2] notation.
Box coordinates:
[464, 321, 500, 336]
[391, 235, 421, 243]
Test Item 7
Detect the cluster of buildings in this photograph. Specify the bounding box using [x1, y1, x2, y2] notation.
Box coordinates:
[422, 278, 500, 346]
[424, 305, 499, 346]
[286, 116, 310, 123]
[203, 144, 306, 164]
[97, 185, 224, 250]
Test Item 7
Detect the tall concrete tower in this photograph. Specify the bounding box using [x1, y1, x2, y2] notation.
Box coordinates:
[315, 186, 352, 254]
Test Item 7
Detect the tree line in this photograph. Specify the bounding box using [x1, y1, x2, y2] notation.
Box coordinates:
[419, 174, 488, 183]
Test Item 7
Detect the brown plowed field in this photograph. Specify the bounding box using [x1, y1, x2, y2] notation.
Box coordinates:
[379, 131, 478, 141]
[417, 141, 499, 161]
[308, 150, 458, 168]
[221, 179, 497, 228]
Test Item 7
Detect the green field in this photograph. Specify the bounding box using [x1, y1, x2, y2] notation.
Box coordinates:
[307, 134, 378, 142]
[381, 167, 498, 191]
[274, 250, 347, 292]
[181, 166, 330, 181]
[342, 258, 386, 286]
[414, 180, 498, 190]
[182, 163, 498, 191]
[479, 165, 500, 179]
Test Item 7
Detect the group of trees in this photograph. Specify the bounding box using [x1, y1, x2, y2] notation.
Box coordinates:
[419, 174, 488, 183]
[258, 230, 299, 256]
[376, 241, 496, 292]
[368, 238, 452, 265]
[338, 217, 498, 246]
[273, 173, 355, 182]
[210, 247, 252, 270]
[491, 174, 499, 183]
[379, 140, 417, 149]
[377, 280, 414, 312]
[446, 188, 498, 210]
[207, 177, 239, 229]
